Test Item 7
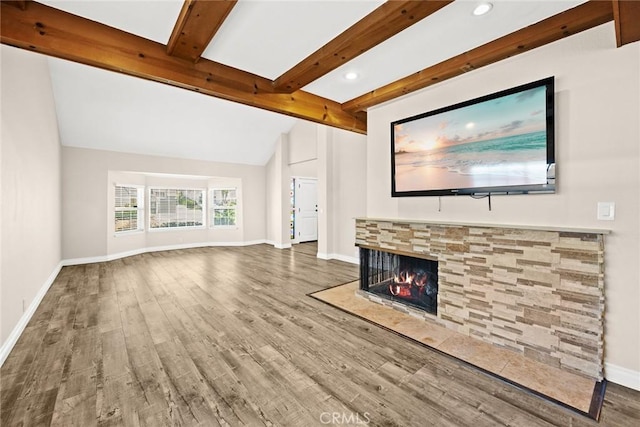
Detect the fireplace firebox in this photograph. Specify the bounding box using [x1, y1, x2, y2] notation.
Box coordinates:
[359, 248, 438, 315]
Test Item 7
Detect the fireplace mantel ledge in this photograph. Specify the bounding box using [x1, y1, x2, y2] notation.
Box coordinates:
[355, 217, 611, 235]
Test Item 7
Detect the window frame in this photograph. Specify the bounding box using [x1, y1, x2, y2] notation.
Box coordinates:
[147, 186, 207, 231]
[114, 184, 145, 235]
[210, 188, 238, 229]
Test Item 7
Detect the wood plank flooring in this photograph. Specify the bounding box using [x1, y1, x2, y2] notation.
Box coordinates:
[1, 243, 639, 426]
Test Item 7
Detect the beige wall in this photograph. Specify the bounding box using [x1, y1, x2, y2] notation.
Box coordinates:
[289, 120, 318, 178]
[290, 160, 317, 179]
[265, 149, 277, 243]
[264, 133, 290, 248]
[265, 122, 367, 261]
[329, 128, 367, 262]
[62, 147, 266, 261]
[1, 46, 62, 347]
[315, 124, 367, 261]
[317, 126, 333, 257]
[366, 23, 640, 385]
[288, 120, 318, 164]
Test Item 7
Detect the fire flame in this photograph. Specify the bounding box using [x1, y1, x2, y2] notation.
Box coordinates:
[389, 268, 434, 298]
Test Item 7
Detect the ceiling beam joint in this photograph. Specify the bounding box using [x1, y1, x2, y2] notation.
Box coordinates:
[167, 0, 237, 63]
[612, 0, 640, 47]
[0, 1, 366, 134]
[272, 0, 453, 93]
[342, 0, 614, 114]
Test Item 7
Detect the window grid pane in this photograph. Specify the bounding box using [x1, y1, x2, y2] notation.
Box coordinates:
[150, 188, 204, 229]
[115, 186, 142, 232]
[211, 189, 237, 227]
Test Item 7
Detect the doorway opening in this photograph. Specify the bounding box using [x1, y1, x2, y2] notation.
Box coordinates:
[291, 177, 318, 244]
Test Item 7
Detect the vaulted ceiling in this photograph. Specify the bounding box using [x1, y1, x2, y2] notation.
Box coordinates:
[1, 0, 638, 165]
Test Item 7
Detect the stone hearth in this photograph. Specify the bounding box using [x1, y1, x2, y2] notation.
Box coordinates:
[355, 218, 607, 381]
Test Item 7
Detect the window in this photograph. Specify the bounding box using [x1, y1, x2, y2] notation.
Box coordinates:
[211, 188, 237, 227]
[149, 188, 205, 229]
[115, 185, 144, 233]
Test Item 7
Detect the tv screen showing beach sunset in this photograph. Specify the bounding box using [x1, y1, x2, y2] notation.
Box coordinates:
[393, 83, 552, 195]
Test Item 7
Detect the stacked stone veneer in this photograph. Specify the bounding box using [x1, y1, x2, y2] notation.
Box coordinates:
[355, 218, 605, 381]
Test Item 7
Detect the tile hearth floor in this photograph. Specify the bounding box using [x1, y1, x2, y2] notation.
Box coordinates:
[310, 281, 598, 415]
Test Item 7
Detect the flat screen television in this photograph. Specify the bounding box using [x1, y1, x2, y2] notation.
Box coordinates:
[391, 77, 555, 197]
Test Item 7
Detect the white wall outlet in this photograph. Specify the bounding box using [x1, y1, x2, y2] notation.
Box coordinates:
[597, 202, 615, 221]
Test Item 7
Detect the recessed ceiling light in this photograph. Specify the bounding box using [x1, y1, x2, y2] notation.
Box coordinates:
[345, 72, 359, 80]
[473, 2, 493, 16]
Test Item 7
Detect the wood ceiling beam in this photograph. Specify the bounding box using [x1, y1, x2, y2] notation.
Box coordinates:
[272, 0, 453, 92]
[343, 0, 614, 114]
[167, 0, 237, 62]
[0, 1, 366, 134]
[612, 0, 640, 47]
[3, 0, 28, 10]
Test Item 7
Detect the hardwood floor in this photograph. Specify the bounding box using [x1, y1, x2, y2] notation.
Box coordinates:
[290, 241, 318, 257]
[1, 243, 638, 426]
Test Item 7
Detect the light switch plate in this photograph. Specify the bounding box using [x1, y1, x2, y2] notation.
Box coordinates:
[597, 202, 615, 221]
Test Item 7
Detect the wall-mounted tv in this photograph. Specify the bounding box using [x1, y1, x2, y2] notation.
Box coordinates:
[391, 77, 555, 197]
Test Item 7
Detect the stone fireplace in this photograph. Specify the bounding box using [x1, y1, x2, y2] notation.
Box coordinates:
[355, 218, 607, 381]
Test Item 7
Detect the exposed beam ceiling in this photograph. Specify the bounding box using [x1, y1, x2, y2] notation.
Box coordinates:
[343, 0, 614, 114]
[167, 0, 237, 63]
[272, 0, 453, 92]
[1, 0, 633, 138]
[612, 0, 640, 47]
[0, 1, 366, 134]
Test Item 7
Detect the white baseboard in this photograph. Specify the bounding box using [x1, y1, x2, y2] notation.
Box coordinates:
[316, 252, 359, 264]
[62, 255, 108, 266]
[328, 253, 359, 265]
[0, 261, 63, 367]
[605, 362, 640, 391]
[264, 240, 292, 249]
[239, 240, 269, 247]
[63, 240, 270, 266]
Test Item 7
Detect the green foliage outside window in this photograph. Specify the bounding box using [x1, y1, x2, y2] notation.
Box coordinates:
[212, 189, 237, 227]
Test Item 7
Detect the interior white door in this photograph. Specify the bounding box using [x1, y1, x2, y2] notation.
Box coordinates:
[295, 178, 318, 242]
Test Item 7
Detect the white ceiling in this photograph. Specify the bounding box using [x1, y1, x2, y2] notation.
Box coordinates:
[37, 0, 587, 165]
[305, 0, 585, 102]
[202, 0, 386, 80]
[47, 58, 298, 165]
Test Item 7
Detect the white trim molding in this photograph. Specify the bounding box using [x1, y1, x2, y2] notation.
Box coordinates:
[605, 362, 640, 391]
[328, 253, 359, 265]
[64, 242, 357, 267]
[63, 240, 270, 266]
[0, 261, 63, 367]
[316, 252, 359, 265]
[62, 255, 109, 266]
[265, 240, 292, 250]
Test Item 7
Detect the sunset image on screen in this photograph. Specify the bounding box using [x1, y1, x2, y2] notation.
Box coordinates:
[393, 85, 549, 193]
